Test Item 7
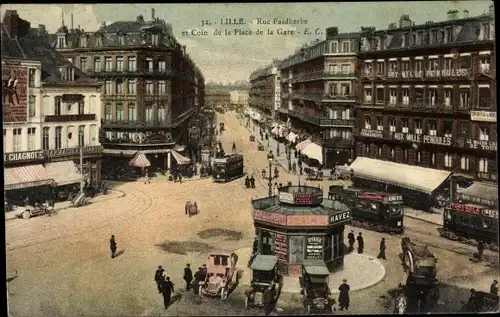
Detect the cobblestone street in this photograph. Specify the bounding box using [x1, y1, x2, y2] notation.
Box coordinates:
[6, 111, 499, 316]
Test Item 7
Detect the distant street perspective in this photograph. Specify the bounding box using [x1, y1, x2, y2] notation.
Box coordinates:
[4, 3, 499, 317]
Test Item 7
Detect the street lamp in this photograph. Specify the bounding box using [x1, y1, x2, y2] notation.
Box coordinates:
[267, 151, 274, 197]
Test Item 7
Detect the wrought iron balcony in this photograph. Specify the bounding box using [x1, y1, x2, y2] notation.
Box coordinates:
[287, 110, 354, 127]
[323, 72, 356, 78]
[319, 118, 355, 127]
[323, 94, 356, 101]
[321, 137, 354, 147]
[44, 114, 96, 122]
[291, 92, 323, 101]
[101, 108, 194, 129]
[383, 102, 471, 113]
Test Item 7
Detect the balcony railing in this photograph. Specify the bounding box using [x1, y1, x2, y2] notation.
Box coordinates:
[322, 137, 354, 147]
[383, 102, 471, 113]
[44, 114, 96, 122]
[291, 93, 323, 101]
[319, 118, 355, 126]
[323, 72, 356, 78]
[288, 110, 354, 127]
[86, 69, 196, 83]
[323, 94, 356, 101]
[101, 108, 195, 128]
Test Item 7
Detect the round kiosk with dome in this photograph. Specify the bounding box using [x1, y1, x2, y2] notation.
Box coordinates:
[251, 184, 352, 276]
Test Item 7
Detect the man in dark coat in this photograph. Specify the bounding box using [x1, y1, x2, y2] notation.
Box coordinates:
[292, 161, 297, 173]
[154, 265, 165, 294]
[378, 237, 387, 259]
[477, 241, 485, 260]
[347, 230, 355, 253]
[160, 276, 174, 309]
[253, 237, 259, 254]
[245, 176, 250, 188]
[338, 279, 350, 311]
[357, 232, 364, 254]
[491, 280, 498, 295]
[183, 264, 193, 291]
[110, 235, 117, 258]
[250, 175, 255, 188]
[193, 267, 203, 294]
[201, 264, 207, 281]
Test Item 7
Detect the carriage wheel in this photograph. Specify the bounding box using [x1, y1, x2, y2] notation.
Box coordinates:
[22, 211, 31, 219]
[221, 288, 227, 300]
[245, 296, 250, 309]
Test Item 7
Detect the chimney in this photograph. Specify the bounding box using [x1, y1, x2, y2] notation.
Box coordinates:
[463, 9, 469, 18]
[151, 8, 155, 20]
[100, 21, 106, 28]
[325, 27, 338, 39]
[489, 4, 494, 16]
[447, 10, 458, 20]
[38, 24, 46, 35]
[71, 12, 74, 31]
[2, 10, 20, 37]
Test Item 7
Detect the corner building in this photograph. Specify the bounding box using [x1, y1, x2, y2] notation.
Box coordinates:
[355, 9, 496, 183]
[53, 10, 204, 174]
[249, 63, 281, 120]
[279, 28, 359, 167]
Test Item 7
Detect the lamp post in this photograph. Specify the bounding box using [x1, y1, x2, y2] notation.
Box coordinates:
[267, 151, 274, 197]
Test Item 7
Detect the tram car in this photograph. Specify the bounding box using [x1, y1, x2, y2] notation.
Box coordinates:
[212, 154, 244, 182]
[438, 202, 498, 251]
[328, 185, 404, 234]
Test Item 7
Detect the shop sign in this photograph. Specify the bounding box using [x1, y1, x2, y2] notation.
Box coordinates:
[2, 64, 28, 123]
[305, 236, 324, 260]
[476, 172, 497, 182]
[274, 233, 288, 262]
[422, 135, 452, 146]
[328, 211, 351, 225]
[457, 194, 496, 208]
[392, 132, 422, 143]
[450, 203, 481, 214]
[466, 139, 497, 151]
[483, 209, 498, 219]
[286, 215, 329, 227]
[253, 209, 287, 226]
[4, 150, 44, 163]
[470, 111, 496, 123]
[279, 192, 295, 204]
[360, 129, 383, 139]
[46, 145, 103, 158]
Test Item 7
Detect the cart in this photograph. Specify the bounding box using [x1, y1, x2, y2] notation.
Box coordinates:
[244, 255, 283, 309]
[249, 135, 255, 142]
[257, 143, 265, 151]
[20, 204, 53, 220]
[199, 251, 238, 300]
[299, 260, 336, 314]
[185, 201, 199, 216]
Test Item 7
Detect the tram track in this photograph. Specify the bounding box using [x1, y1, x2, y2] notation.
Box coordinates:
[6, 186, 155, 252]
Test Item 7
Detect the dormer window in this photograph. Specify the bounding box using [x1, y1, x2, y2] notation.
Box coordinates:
[151, 34, 159, 46]
[57, 35, 66, 48]
[59, 67, 74, 81]
[118, 34, 125, 45]
[95, 35, 103, 47]
[80, 35, 87, 48]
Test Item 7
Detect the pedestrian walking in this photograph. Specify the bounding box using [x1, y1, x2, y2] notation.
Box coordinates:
[477, 240, 485, 260]
[184, 264, 193, 291]
[292, 161, 297, 173]
[378, 237, 387, 259]
[154, 266, 165, 294]
[193, 164, 198, 176]
[178, 173, 182, 183]
[347, 230, 355, 253]
[144, 171, 150, 184]
[338, 279, 350, 311]
[245, 176, 250, 188]
[299, 166, 303, 175]
[491, 280, 498, 295]
[193, 267, 203, 294]
[232, 142, 236, 152]
[288, 161, 292, 172]
[109, 235, 117, 258]
[250, 175, 255, 188]
[201, 264, 207, 280]
[160, 276, 174, 310]
[357, 232, 364, 254]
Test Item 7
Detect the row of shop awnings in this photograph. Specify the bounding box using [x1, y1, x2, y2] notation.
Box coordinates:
[295, 139, 323, 164]
[271, 125, 286, 138]
[128, 150, 191, 168]
[4, 161, 82, 191]
[244, 109, 263, 122]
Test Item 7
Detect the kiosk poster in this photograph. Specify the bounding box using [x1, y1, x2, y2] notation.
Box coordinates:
[274, 233, 288, 262]
[305, 236, 323, 260]
[2, 64, 28, 123]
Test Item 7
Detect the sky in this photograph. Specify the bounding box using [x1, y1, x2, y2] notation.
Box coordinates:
[1, 2, 493, 84]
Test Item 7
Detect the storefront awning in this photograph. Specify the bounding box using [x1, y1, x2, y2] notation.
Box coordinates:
[171, 150, 191, 165]
[295, 139, 312, 151]
[286, 132, 298, 143]
[129, 151, 151, 168]
[457, 182, 498, 203]
[103, 149, 138, 156]
[301, 142, 323, 164]
[45, 161, 82, 186]
[349, 157, 451, 194]
[4, 165, 54, 190]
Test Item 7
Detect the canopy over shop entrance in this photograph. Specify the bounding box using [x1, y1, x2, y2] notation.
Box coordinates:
[129, 151, 151, 168]
[45, 161, 83, 186]
[349, 157, 451, 194]
[4, 165, 54, 190]
[171, 150, 191, 165]
[301, 142, 323, 164]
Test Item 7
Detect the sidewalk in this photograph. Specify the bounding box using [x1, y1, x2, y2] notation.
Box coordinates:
[404, 207, 443, 226]
[5, 189, 125, 221]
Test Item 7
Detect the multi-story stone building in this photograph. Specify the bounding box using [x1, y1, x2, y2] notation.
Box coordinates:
[2, 10, 103, 200]
[205, 89, 231, 109]
[52, 9, 204, 173]
[279, 28, 360, 167]
[249, 62, 280, 119]
[354, 8, 496, 183]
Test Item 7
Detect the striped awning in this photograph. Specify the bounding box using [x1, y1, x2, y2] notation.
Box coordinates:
[4, 165, 54, 190]
[171, 150, 191, 165]
[129, 151, 151, 168]
[295, 139, 312, 151]
[45, 161, 82, 186]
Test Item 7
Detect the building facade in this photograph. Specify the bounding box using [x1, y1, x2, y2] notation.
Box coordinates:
[2, 10, 103, 201]
[205, 89, 231, 109]
[354, 9, 496, 183]
[248, 63, 281, 119]
[52, 10, 204, 174]
[279, 28, 360, 167]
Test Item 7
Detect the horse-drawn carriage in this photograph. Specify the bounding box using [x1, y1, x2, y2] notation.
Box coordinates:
[244, 255, 283, 309]
[199, 251, 238, 300]
[185, 201, 199, 216]
[257, 143, 265, 151]
[249, 135, 256, 142]
[330, 166, 353, 181]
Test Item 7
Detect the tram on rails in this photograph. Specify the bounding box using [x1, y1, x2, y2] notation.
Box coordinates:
[212, 154, 244, 182]
[328, 185, 404, 234]
[438, 202, 499, 251]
